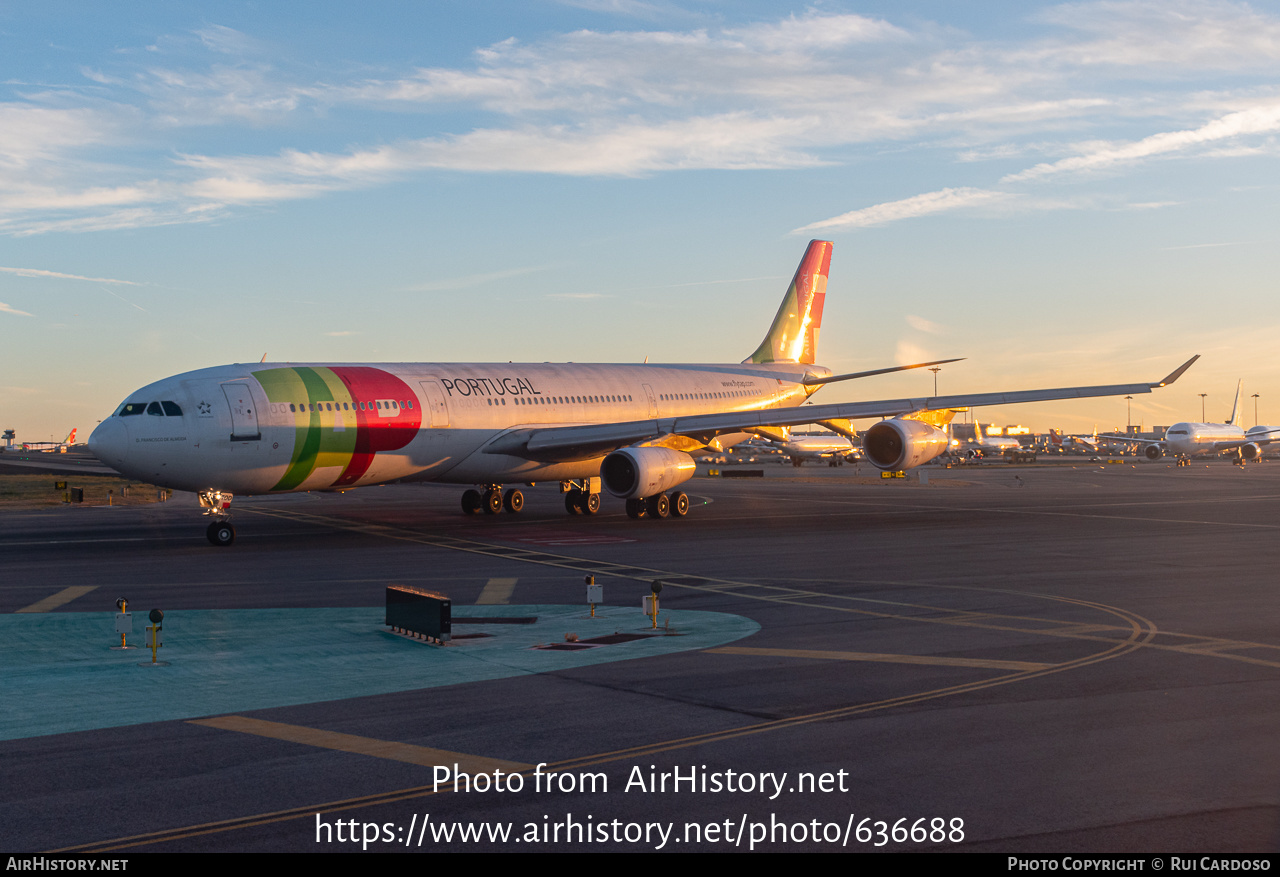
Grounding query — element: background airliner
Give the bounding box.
[21,429,77,453]
[88,240,1196,545]
[1103,381,1280,465]
[950,420,1022,458]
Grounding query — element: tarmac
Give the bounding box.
[3,457,1280,853]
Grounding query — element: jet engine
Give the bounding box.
[601,447,696,499]
[863,419,950,471]
[1144,444,1163,460]
[1241,443,1260,461]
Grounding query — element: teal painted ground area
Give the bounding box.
[2,605,757,741]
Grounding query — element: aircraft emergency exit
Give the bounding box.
[88,240,1197,545]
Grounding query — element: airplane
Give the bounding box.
[1102,381,1280,466]
[950,420,1021,458]
[780,432,858,467]
[737,427,859,467]
[21,429,77,453]
[1048,427,1098,453]
[87,240,1198,546]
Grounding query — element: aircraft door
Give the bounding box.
[643,383,658,417]
[418,380,450,428]
[222,382,261,441]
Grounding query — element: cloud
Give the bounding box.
[1032,0,1280,70]
[906,315,945,334]
[0,266,141,285]
[1004,102,1280,181]
[794,188,1012,232]
[193,25,263,56]
[403,264,559,292]
[7,5,1280,235]
[0,301,33,316]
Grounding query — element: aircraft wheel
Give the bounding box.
[461,489,482,515]
[206,520,235,547]
[647,493,670,519]
[503,489,524,513]
[582,492,601,515]
[483,490,503,514]
[626,497,647,519]
[669,491,689,517]
[566,490,583,514]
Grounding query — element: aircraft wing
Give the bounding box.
[484,356,1198,463]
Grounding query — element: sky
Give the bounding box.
[3,0,1280,443]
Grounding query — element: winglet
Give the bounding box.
[1154,355,1199,388]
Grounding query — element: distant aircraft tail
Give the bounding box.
[745,240,832,365]
[1049,429,1063,448]
[65,429,76,445]
[1228,380,1243,426]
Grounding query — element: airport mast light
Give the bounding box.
[1253,394,1260,427]
[1199,393,1207,421]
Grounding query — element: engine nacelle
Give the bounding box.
[863,419,950,471]
[1144,444,1163,460]
[1241,443,1261,461]
[601,447,696,499]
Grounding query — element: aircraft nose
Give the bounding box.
[88,418,128,470]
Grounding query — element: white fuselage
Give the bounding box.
[1248,425,1280,457]
[88,360,824,494]
[1162,421,1251,457]
[780,435,855,459]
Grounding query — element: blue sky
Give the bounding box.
[4,1,1280,442]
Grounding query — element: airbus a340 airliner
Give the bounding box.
[88,241,1197,546]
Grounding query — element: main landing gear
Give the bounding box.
[461,486,526,515]
[563,477,601,515]
[198,489,236,547]
[625,491,690,520]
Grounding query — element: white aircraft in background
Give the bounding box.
[88,240,1197,545]
[774,430,859,467]
[1048,428,1098,452]
[21,429,77,453]
[950,421,1021,458]
[1103,381,1280,466]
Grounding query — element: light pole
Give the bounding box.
[1125,395,1132,432]
[1253,393,1260,427]
[1199,393,1207,422]
[929,366,942,397]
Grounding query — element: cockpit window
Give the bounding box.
[119,401,149,416]
[147,402,164,416]
[162,401,183,416]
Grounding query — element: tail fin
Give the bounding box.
[66,429,76,445]
[745,240,832,365]
[1049,429,1063,448]
[1228,380,1243,426]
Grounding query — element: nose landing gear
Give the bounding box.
[198,489,236,547]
